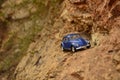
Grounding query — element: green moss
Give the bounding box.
[0,0,4,6]
[0,23,43,73]
[0,0,63,79]
[3,35,15,51]
[0,58,12,71]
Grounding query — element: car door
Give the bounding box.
[63,38,71,49]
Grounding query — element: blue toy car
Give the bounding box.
[61,33,91,52]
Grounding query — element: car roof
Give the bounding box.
[64,33,80,38]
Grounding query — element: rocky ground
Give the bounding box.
[0,0,120,80]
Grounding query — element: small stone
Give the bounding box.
[69,0,86,4]
[12,9,30,20]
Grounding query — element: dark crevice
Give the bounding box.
[0,21,8,48]
[0,0,5,8]
[108,0,118,9]
[34,56,42,66]
[111,5,120,19]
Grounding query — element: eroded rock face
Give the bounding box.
[0,0,120,80]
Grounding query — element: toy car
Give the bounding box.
[61,33,91,52]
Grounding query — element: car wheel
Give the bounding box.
[87,44,91,49]
[71,46,76,53]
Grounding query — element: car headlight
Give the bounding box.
[72,43,79,46]
[85,40,90,44]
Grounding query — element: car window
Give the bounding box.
[66,38,69,41]
[70,34,80,40]
[63,38,69,41]
[62,38,66,41]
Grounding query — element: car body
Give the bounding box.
[61,33,91,52]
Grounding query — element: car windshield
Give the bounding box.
[70,34,81,40]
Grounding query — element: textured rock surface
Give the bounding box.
[0,0,120,80]
[14,0,120,80]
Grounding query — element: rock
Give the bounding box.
[113,53,120,62]
[15,0,23,5]
[69,0,86,4]
[116,65,120,72]
[12,8,30,20]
